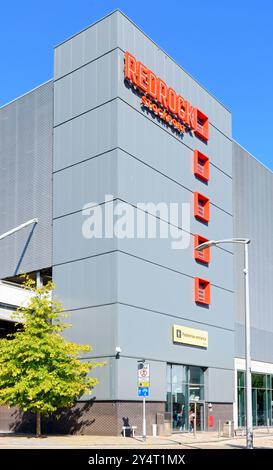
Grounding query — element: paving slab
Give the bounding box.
[0,431,273,449]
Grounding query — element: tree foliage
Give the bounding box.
[0,277,102,421]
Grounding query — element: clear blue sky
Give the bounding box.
[1,0,272,169]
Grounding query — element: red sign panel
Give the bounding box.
[208,415,214,427]
[124,51,209,141]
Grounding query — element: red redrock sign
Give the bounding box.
[124,51,209,141]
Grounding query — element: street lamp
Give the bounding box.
[196,237,253,449]
[0,218,38,241]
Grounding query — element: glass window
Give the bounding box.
[189,385,204,401]
[267,391,271,426]
[271,391,273,426]
[252,388,257,426]
[165,390,172,413]
[238,371,273,427]
[237,371,245,387]
[182,366,189,384]
[172,365,183,387]
[189,366,204,385]
[172,383,188,432]
[237,387,245,427]
[257,389,267,425]
[252,373,266,389]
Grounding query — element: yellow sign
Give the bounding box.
[173,324,208,348]
[138,381,150,388]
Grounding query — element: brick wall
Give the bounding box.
[0,401,165,436]
[0,402,233,435]
[206,403,234,432]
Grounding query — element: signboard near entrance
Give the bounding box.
[173,324,208,348]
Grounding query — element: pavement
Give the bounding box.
[0,429,273,449]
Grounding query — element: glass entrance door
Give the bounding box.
[166,364,206,433]
[189,402,205,432]
[172,389,188,432]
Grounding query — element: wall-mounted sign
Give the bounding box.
[173,324,208,348]
[124,51,209,141]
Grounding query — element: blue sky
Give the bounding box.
[1,0,272,169]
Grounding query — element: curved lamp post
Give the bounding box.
[0,218,38,241]
[196,237,253,449]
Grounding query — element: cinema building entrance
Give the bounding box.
[165,364,206,432]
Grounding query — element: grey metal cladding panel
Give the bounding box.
[53,101,118,172]
[235,323,273,363]
[0,81,53,278]
[116,149,233,241]
[85,357,116,401]
[117,304,234,370]
[207,368,234,403]
[116,357,166,402]
[54,10,230,133]
[53,149,233,243]
[77,356,117,402]
[117,251,234,331]
[54,101,232,211]
[53,150,118,218]
[53,202,233,294]
[117,124,232,214]
[53,252,118,311]
[53,209,117,266]
[116,12,231,137]
[53,249,233,331]
[54,11,119,80]
[117,99,232,178]
[63,304,118,357]
[233,143,273,341]
[54,49,118,126]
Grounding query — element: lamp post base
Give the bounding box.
[247,430,253,449]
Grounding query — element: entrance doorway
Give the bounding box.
[189,402,205,432]
[166,364,206,433]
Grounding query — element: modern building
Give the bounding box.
[0,10,272,435]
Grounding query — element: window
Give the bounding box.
[237,371,273,427]
[237,371,245,387]
[194,277,210,305]
[194,192,210,223]
[189,366,204,385]
[194,109,209,141]
[194,234,210,264]
[252,374,267,389]
[193,150,210,182]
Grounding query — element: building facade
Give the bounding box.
[0,10,272,435]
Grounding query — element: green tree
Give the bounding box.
[0,276,103,436]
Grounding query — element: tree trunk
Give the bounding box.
[36,411,41,437]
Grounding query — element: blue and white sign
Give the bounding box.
[138,387,150,397]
